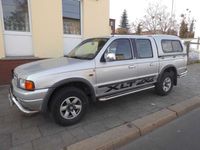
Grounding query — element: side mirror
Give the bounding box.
[105,53,116,62]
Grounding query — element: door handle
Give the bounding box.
[128,65,136,69]
[150,63,155,67]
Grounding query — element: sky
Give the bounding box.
[110,0,200,37]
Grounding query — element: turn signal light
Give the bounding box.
[25,80,35,91]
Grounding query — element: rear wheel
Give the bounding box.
[155,72,174,96]
[51,87,89,126]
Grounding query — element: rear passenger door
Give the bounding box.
[132,38,159,86]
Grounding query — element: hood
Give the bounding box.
[15,57,93,79]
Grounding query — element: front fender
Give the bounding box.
[41,78,96,112]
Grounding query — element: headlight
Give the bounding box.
[19,79,35,91]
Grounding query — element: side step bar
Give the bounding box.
[99,85,155,101]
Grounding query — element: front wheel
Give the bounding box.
[51,87,89,126]
[155,72,174,96]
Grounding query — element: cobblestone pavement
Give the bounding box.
[0,64,200,150]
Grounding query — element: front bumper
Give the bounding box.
[8,88,39,114]
[8,80,48,114]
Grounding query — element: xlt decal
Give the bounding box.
[99,76,155,93]
[105,81,135,93]
[135,77,154,86]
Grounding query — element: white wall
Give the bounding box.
[63,35,82,55]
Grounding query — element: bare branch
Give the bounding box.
[132,1,178,35]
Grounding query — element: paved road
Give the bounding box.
[0,64,200,150]
[119,107,200,150]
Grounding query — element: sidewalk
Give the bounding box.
[119,107,200,150]
[0,63,200,150]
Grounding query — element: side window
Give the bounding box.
[106,39,133,61]
[162,40,183,53]
[172,41,183,52]
[162,40,173,52]
[136,39,153,58]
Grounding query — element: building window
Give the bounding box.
[109,19,115,34]
[1,0,30,32]
[62,0,81,35]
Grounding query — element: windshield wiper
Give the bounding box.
[70,56,89,60]
[64,55,70,58]
[65,55,91,60]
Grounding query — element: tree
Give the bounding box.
[179,20,188,38]
[115,28,129,34]
[179,9,195,38]
[118,9,130,34]
[132,2,178,35]
[132,19,143,34]
[189,19,195,32]
[189,19,195,38]
[136,23,142,34]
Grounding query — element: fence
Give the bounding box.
[183,38,200,64]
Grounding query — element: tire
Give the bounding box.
[155,72,174,96]
[51,87,89,126]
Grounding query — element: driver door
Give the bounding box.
[95,39,137,97]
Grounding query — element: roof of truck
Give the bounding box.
[90,35,181,41]
[110,34,180,39]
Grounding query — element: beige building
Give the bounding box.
[0,0,110,58]
[0,0,110,84]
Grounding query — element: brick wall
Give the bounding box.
[0,59,42,85]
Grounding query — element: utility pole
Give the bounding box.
[170,0,174,32]
[171,0,174,18]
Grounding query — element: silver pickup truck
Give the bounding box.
[9,35,187,126]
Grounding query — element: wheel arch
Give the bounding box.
[158,65,178,85]
[41,78,96,112]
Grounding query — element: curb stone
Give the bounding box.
[66,123,140,150]
[63,96,200,150]
[168,96,200,116]
[132,108,177,135]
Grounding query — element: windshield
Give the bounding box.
[66,38,109,60]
